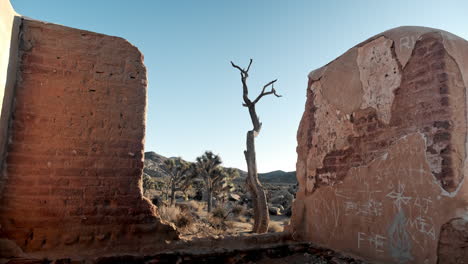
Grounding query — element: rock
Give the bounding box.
[228,193,241,202]
[291,26,468,264]
[268,205,282,216]
[270,190,294,208]
[270,194,285,204]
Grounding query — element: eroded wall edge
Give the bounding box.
[0,0,20,176]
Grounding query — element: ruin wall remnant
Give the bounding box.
[0,0,178,259]
[290,26,468,264]
[0,0,19,176]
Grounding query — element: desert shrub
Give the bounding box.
[158,205,181,223]
[208,216,227,230]
[188,200,203,212]
[176,203,190,212]
[230,204,245,217]
[212,206,228,219]
[159,205,194,228]
[208,216,222,229]
[268,222,283,233]
[175,211,194,228]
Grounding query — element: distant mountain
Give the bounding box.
[143,151,171,178]
[143,151,296,184]
[259,170,297,184]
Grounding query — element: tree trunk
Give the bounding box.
[165,182,171,202]
[244,130,269,233]
[231,59,279,234]
[170,183,176,206]
[207,187,213,212]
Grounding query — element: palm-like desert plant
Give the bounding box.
[212,167,239,204]
[162,157,196,206]
[194,151,222,212]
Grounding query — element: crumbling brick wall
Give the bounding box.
[0,18,178,259]
[290,27,468,264]
[0,0,19,180]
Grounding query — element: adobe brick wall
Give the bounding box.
[0,0,20,180]
[0,18,178,259]
[289,27,468,264]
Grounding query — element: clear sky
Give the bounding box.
[10,0,468,172]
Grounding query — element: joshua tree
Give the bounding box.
[212,167,239,205]
[142,174,156,196]
[195,151,236,212]
[162,157,195,206]
[231,59,281,233]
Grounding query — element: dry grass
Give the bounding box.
[268,222,284,233]
[188,200,203,212]
[159,205,181,223]
[159,205,194,228]
[175,212,194,228]
[231,204,246,217]
[212,206,228,219]
[208,216,234,231]
[238,215,248,223]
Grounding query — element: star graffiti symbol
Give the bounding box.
[386,181,411,211]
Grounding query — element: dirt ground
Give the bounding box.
[144,190,290,239]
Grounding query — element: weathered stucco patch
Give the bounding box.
[321,47,363,114]
[381,26,436,68]
[357,36,401,124]
[303,80,355,193]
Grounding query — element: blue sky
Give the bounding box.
[11,0,468,172]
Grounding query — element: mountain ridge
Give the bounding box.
[143,151,297,184]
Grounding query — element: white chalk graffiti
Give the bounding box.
[386,181,412,210]
[400,35,417,51]
[357,231,387,253]
[407,215,436,240]
[344,199,383,219]
[342,183,383,222]
[413,196,432,215]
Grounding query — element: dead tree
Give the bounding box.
[231,59,281,233]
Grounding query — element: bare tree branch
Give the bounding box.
[246,58,253,73]
[231,60,252,106]
[231,59,253,74]
[252,79,281,104]
[230,61,245,74]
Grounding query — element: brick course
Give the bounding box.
[291,27,468,264]
[0,19,177,258]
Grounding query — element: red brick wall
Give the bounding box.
[0,19,177,258]
[291,28,468,264]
